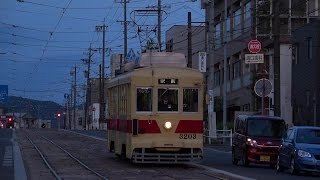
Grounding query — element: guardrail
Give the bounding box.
[203,129,233,146]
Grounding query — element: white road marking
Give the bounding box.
[187,163,256,180]
[2,146,13,167]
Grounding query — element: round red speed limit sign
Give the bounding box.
[248,39,261,53]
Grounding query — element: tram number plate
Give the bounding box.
[179,133,196,139]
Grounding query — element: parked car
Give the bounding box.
[276,126,320,175]
[232,115,287,167]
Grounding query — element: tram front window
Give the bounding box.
[158,88,178,112]
[136,87,152,112]
[183,88,198,112]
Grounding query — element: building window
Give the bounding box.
[307,37,312,60]
[215,23,222,49]
[244,1,251,32]
[292,0,306,16]
[225,16,231,42]
[233,61,241,79]
[233,8,242,39]
[214,70,220,86]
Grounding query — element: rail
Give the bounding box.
[24,131,108,180]
[203,129,233,147]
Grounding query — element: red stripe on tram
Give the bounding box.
[107,119,161,133]
[137,120,161,133]
[175,120,203,133]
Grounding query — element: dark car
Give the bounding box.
[276,126,320,175]
[232,115,286,167]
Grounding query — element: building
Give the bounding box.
[8,112,37,128]
[291,20,320,126]
[201,0,320,126]
[165,25,206,70]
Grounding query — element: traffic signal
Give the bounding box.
[55,112,62,118]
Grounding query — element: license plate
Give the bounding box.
[260,155,270,162]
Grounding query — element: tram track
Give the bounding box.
[23,130,109,180]
[16,129,251,180]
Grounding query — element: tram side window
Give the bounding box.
[136,87,152,112]
[158,88,178,112]
[183,88,199,112]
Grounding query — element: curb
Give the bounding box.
[12,129,27,180]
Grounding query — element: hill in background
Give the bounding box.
[1,96,64,120]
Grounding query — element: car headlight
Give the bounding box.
[164,121,172,129]
[246,138,258,147]
[298,150,311,158]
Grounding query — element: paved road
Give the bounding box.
[69,129,320,180]
[5,128,318,180]
[199,145,320,180]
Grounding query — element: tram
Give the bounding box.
[0,115,14,128]
[106,52,204,163]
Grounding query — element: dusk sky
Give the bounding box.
[0,0,204,105]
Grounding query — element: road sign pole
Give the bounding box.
[262,76,265,115]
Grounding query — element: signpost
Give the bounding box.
[245,39,270,115]
[245,54,264,64]
[247,39,261,54]
[254,78,272,97]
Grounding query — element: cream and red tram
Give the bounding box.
[106,52,204,163]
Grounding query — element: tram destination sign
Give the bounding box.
[158,78,178,85]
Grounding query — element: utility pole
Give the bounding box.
[64,95,67,129]
[115,0,128,61]
[273,0,280,117]
[73,65,77,130]
[124,0,128,62]
[188,12,192,68]
[69,70,73,130]
[96,24,107,129]
[222,0,228,143]
[99,64,102,129]
[313,92,317,126]
[64,94,69,129]
[82,45,94,130]
[206,0,216,141]
[158,0,162,51]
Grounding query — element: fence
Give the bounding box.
[203,129,233,146]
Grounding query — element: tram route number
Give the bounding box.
[179,133,196,139]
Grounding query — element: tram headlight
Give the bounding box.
[164,121,172,129]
